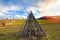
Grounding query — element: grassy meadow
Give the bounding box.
[0,19,60,40]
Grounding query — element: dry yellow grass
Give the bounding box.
[0,19,60,40]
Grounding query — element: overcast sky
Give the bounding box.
[0,0,60,19]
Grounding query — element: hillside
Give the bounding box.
[38,16,60,23]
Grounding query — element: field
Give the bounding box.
[0,19,60,40]
[40,23,60,40]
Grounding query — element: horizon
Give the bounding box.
[0,0,60,19]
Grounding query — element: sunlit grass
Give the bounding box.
[0,19,60,40]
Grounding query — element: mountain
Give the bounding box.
[38,16,60,23]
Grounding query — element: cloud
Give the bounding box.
[0,12,5,16]
[0,0,60,19]
[15,15,27,19]
[0,4,23,19]
[26,7,43,18]
[0,0,41,19]
[42,0,60,16]
[15,15,22,19]
[0,0,40,8]
[35,0,60,17]
[25,0,60,18]
[16,15,21,17]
